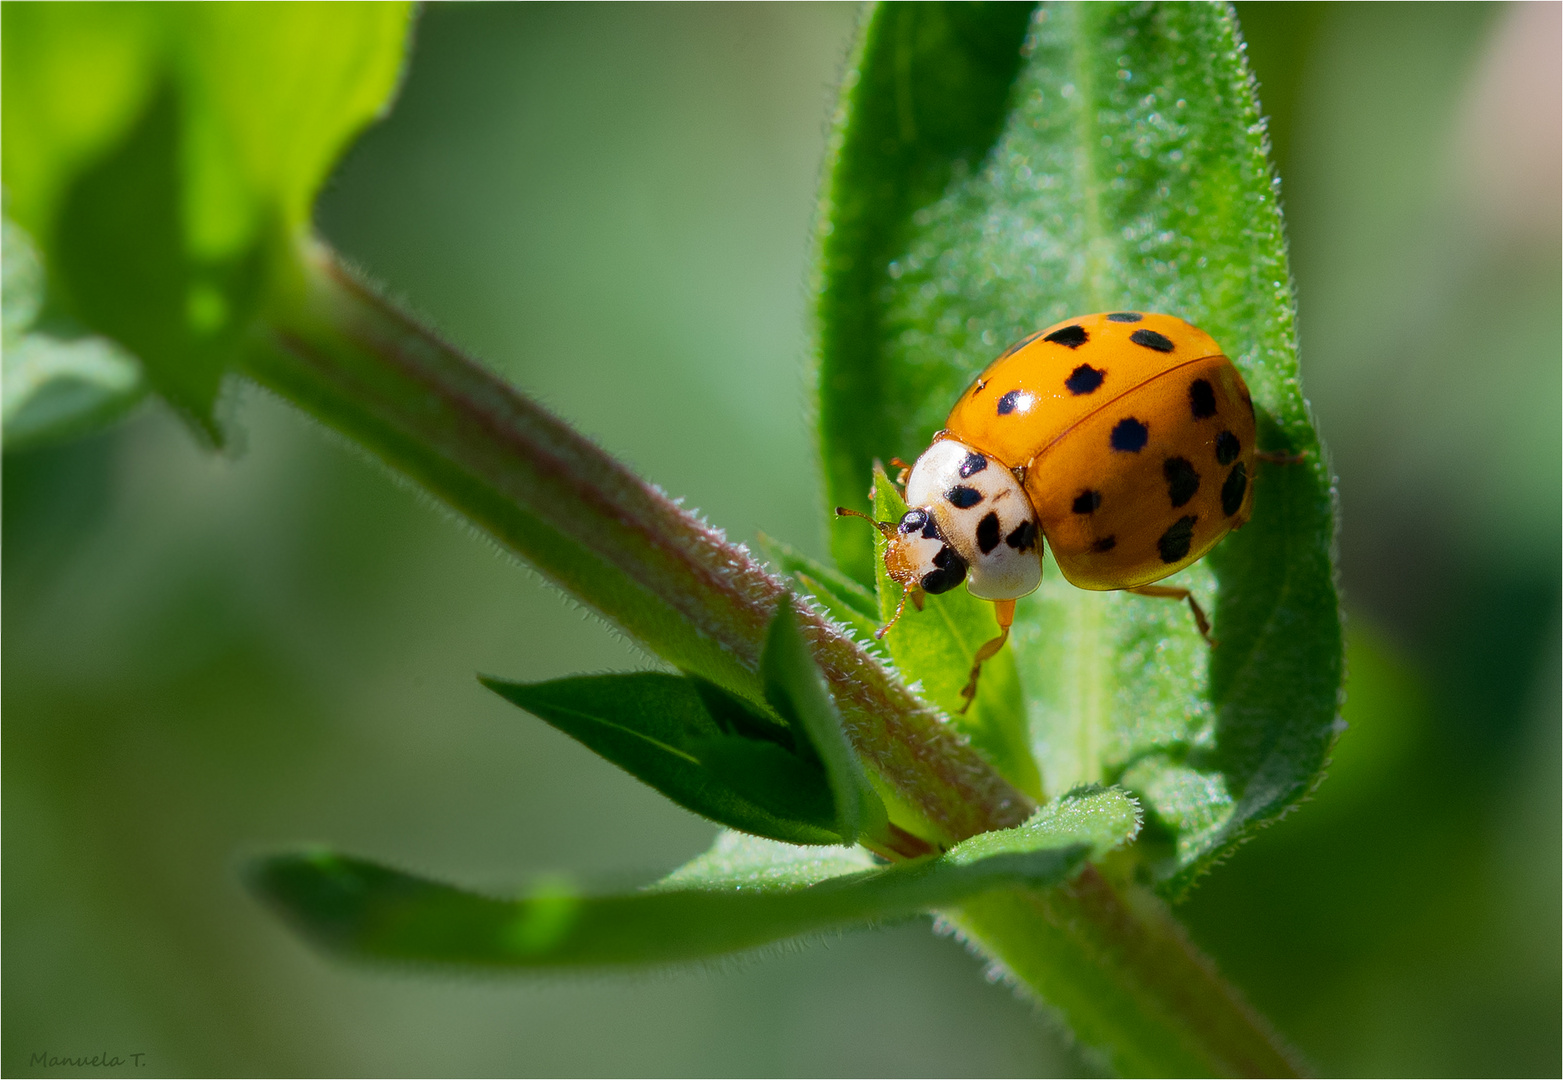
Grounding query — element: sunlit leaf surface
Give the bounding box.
[817,2,1342,891]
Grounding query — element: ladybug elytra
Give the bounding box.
[840,312,1259,710]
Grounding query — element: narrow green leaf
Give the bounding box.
[761,594,889,844]
[248,788,1138,970]
[871,464,1042,800]
[2,3,413,433]
[481,673,839,846]
[687,736,835,831]
[755,533,879,620]
[816,2,1342,890]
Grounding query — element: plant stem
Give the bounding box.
[949,867,1302,1077]
[243,239,1029,843]
[245,237,1300,1077]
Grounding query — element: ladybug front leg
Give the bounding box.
[1128,585,1217,646]
[957,598,1015,714]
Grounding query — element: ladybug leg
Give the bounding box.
[877,585,924,638]
[889,457,914,488]
[958,599,1015,714]
[1128,585,1218,646]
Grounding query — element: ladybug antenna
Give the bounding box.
[834,506,896,540]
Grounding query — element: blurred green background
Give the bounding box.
[5,3,1558,1075]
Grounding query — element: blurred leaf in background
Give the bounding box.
[2,2,410,439]
[4,4,1558,1077]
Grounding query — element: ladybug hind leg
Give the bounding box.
[957,599,1015,714]
[1128,585,1217,646]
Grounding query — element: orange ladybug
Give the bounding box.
[840,312,1257,710]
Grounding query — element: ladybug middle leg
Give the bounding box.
[1128,585,1218,646]
[958,598,1015,713]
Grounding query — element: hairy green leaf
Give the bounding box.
[816,1,1342,891]
[249,787,1139,970]
[481,673,839,846]
[1,3,412,437]
[761,594,889,844]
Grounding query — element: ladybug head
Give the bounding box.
[834,505,969,598]
[835,437,1044,626]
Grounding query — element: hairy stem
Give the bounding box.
[243,238,1030,843]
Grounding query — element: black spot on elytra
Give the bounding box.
[976,512,1001,554]
[1131,328,1175,353]
[1065,364,1105,395]
[996,329,1045,360]
[997,389,1032,416]
[1106,312,1143,323]
[945,485,983,509]
[1163,457,1200,508]
[898,509,929,535]
[1092,535,1118,553]
[1110,417,1149,452]
[973,379,988,394]
[1044,324,1089,348]
[1072,490,1102,514]
[1222,463,1248,516]
[1005,520,1036,552]
[1158,515,1197,563]
[921,545,967,594]
[959,451,988,477]
[1189,379,1217,419]
[1215,430,1240,466]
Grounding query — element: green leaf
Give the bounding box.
[248,787,1139,970]
[755,533,879,621]
[2,214,144,450]
[816,1,1342,892]
[481,673,839,846]
[761,594,889,845]
[1,3,412,435]
[687,736,836,831]
[870,464,1043,800]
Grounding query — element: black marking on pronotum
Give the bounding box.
[945,485,983,509]
[1110,417,1149,452]
[996,329,1045,360]
[898,508,930,535]
[959,451,988,478]
[1215,430,1241,466]
[1106,312,1143,323]
[1072,490,1102,514]
[1158,515,1197,563]
[1131,328,1175,352]
[1044,324,1089,348]
[921,545,968,594]
[1005,520,1037,552]
[1221,463,1248,516]
[1163,457,1200,508]
[1189,379,1217,419]
[1065,364,1105,395]
[976,512,1001,555]
[1092,535,1117,553]
[996,389,1032,416]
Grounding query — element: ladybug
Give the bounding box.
[840,312,1261,710]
